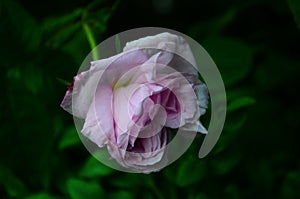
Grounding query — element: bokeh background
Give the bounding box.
[1,0,300,198]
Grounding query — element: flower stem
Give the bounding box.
[82,22,99,60]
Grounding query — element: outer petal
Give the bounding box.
[60,49,147,118]
[81,99,107,148]
[93,84,115,140]
[123,32,198,75]
[81,84,115,148]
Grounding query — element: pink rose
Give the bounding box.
[61,32,208,172]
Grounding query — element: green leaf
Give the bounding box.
[79,151,115,178]
[0,167,28,198]
[176,155,206,187]
[108,190,135,199]
[2,0,41,51]
[212,114,247,155]
[6,65,45,95]
[194,193,209,199]
[45,22,81,48]
[202,37,253,86]
[42,9,82,33]
[255,52,299,92]
[247,160,274,192]
[24,65,44,95]
[24,193,56,199]
[287,0,300,29]
[111,174,147,188]
[282,171,300,199]
[224,184,240,199]
[58,126,81,150]
[42,9,82,48]
[227,97,256,112]
[211,154,241,175]
[88,8,112,31]
[187,7,238,39]
[61,30,90,66]
[66,178,104,199]
[6,67,21,80]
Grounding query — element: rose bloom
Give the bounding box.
[61,32,208,172]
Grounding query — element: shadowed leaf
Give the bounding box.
[79,151,115,178]
[2,0,41,51]
[58,126,81,150]
[24,193,56,199]
[108,190,135,199]
[67,178,104,199]
[0,167,28,198]
[227,97,256,112]
[176,155,206,187]
[287,0,300,29]
[202,37,253,86]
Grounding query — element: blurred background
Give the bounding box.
[1,0,300,198]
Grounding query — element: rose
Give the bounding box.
[61,32,209,172]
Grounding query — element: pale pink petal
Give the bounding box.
[81,100,107,148]
[61,50,147,118]
[113,84,143,133]
[137,103,168,139]
[123,32,197,73]
[124,128,167,168]
[154,73,200,129]
[98,50,148,86]
[81,84,115,147]
[93,84,115,140]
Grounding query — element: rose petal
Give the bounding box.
[123,32,198,75]
[81,100,107,148]
[94,84,115,139]
[99,50,148,86]
[124,128,167,167]
[81,84,115,147]
[61,50,147,118]
[113,84,144,133]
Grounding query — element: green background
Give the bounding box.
[1,0,300,198]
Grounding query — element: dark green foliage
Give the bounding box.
[287,0,300,28]
[0,0,299,198]
[66,178,104,199]
[79,151,115,178]
[202,36,253,87]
